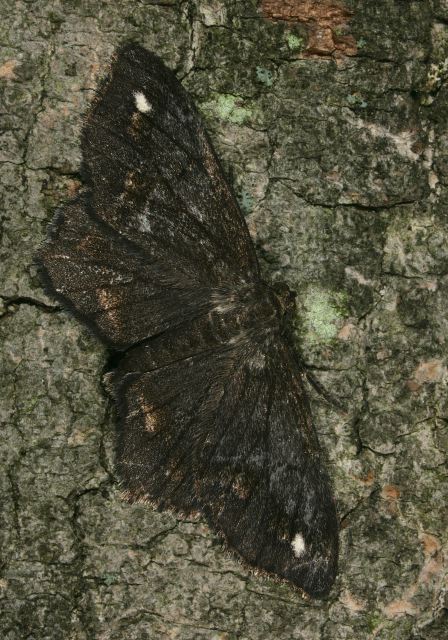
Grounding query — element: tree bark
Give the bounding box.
[1,1,447,638]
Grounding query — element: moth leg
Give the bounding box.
[303,369,347,412]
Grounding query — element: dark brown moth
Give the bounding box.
[37,43,338,597]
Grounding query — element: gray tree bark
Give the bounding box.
[1,1,447,638]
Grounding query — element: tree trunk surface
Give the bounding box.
[1,1,447,638]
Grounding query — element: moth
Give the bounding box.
[37,43,338,597]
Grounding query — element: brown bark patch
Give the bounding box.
[381,484,400,501]
[351,469,375,486]
[383,599,419,618]
[420,532,441,557]
[381,484,400,516]
[0,59,20,80]
[407,359,445,392]
[419,532,443,586]
[340,589,366,612]
[260,0,357,58]
[337,321,356,340]
[383,532,444,618]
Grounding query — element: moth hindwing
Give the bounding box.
[37,43,338,598]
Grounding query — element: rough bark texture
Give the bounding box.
[1,1,447,638]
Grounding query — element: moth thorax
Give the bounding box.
[257,281,297,328]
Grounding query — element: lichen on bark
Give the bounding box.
[1,1,447,638]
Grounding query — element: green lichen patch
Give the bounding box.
[286,33,304,51]
[346,93,368,109]
[303,286,346,344]
[255,66,274,87]
[237,188,255,214]
[201,93,252,125]
[357,37,367,49]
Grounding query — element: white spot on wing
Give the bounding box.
[291,533,306,558]
[133,90,152,114]
[138,212,151,233]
